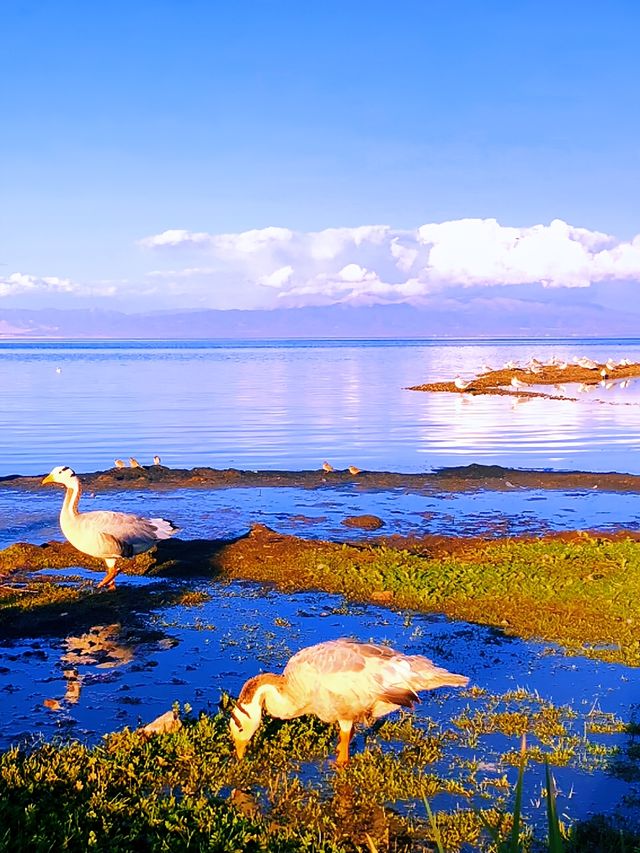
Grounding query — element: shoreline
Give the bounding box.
[4,462,640,493]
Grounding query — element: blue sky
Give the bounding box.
[2,1,640,315]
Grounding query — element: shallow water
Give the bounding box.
[2,338,640,475]
[1,573,638,827]
[2,484,640,550]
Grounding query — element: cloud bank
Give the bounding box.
[139,218,640,307]
[4,218,640,313]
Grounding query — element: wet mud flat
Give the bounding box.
[4,461,640,494]
[2,470,640,850]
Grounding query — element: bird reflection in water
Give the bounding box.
[50,624,137,709]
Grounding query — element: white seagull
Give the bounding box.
[576,357,598,370]
[42,465,179,590]
[454,375,471,390]
[510,376,527,390]
[229,638,468,766]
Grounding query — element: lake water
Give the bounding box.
[2,337,640,476]
[3,339,640,834]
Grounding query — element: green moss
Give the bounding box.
[220,533,640,667]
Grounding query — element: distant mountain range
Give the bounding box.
[0,299,638,339]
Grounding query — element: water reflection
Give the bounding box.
[1,339,640,475]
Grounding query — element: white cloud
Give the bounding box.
[259,265,294,288]
[145,267,218,279]
[138,229,213,248]
[0,273,77,297]
[139,217,640,306]
[0,272,120,300]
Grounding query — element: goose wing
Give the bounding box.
[70,510,177,558]
[284,639,402,721]
[285,639,467,722]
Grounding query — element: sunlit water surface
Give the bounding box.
[2,339,640,833]
[2,338,640,475]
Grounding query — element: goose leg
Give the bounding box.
[336,721,353,767]
[97,559,118,590]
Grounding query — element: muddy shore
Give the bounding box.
[3,462,640,493]
[408,359,640,399]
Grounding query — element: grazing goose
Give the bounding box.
[230,638,468,765]
[41,465,179,589]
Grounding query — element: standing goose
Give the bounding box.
[42,465,179,589]
[229,638,468,765]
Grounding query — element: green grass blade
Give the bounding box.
[544,760,564,853]
[507,733,527,852]
[424,798,446,853]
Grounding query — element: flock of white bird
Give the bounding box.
[454,355,635,393]
[41,461,467,764]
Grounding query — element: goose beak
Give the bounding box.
[234,739,247,760]
[41,474,54,485]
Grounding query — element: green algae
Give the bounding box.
[219,530,640,667]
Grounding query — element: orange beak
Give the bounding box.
[234,739,247,760]
[41,474,54,485]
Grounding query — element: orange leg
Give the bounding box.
[97,561,118,590]
[336,722,353,767]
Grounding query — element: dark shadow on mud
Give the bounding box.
[0,533,251,641]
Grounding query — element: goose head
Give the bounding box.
[229,696,263,759]
[42,465,78,487]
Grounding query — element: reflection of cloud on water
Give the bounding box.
[421,384,640,460]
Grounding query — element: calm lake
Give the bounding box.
[2,337,640,476]
[2,338,640,834]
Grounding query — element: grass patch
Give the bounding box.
[0,686,638,852]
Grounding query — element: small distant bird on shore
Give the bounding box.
[503,360,518,369]
[576,356,598,370]
[322,461,335,472]
[55,367,62,374]
[229,639,468,766]
[348,465,361,475]
[510,376,527,390]
[114,459,126,469]
[454,375,471,391]
[41,465,179,590]
[129,457,142,468]
[153,455,161,465]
